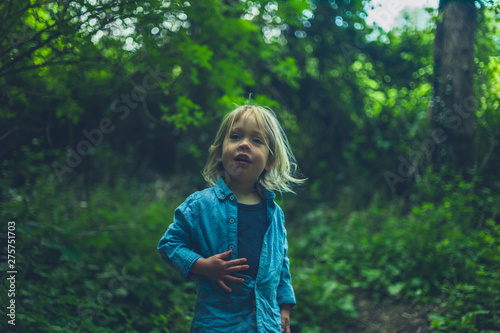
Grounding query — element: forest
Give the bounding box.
[0,0,499,332]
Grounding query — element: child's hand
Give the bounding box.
[280,304,291,333]
[191,249,249,293]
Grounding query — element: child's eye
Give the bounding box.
[229,134,240,140]
[252,138,263,144]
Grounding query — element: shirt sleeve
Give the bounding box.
[157,195,202,281]
[276,209,297,308]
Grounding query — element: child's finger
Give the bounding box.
[217,249,233,259]
[226,257,247,266]
[217,280,232,293]
[226,264,250,273]
[224,274,245,284]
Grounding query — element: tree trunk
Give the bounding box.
[431,0,476,173]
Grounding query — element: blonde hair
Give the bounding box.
[202,105,305,194]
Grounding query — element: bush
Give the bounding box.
[1,177,195,332]
[287,177,500,331]
[2,174,498,332]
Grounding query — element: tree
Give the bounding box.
[431,0,477,172]
[0,0,307,188]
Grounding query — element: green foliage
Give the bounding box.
[429,217,500,332]
[1,0,499,332]
[1,177,195,332]
[160,96,204,130]
[2,160,499,332]
[288,176,500,331]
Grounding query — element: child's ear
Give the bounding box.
[265,159,273,172]
[216,148,223,163]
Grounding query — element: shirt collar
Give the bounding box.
[214,178,233,200]
[213,178,275,201]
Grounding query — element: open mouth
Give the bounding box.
[235,155,251,163]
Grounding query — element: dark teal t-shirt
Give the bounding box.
[237,201,267,279]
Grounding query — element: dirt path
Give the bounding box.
[341,292,436,333]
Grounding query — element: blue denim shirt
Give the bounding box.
[158,178,296,332]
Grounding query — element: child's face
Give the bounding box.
[218,113,272,188]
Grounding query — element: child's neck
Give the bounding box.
[224,180,262,205]
[234,191,261,205]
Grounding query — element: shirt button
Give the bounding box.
[229,244,234,250]
[229,218,235,224]
[219,194,224,199]
[230,195,235,201]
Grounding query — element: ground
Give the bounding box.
[341,292,436,333]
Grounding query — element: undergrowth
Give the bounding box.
[1,177,196,332]
[1,175,498,332]
[288,176,500,332]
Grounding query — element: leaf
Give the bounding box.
[388,282,405,296]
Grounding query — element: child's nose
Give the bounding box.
[238,139,251,150]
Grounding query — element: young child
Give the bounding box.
[158,105,304,332]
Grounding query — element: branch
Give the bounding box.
[0,0,48,44]
[0,34,65,77]
[0,126,19,142]
[0,57,102,78]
